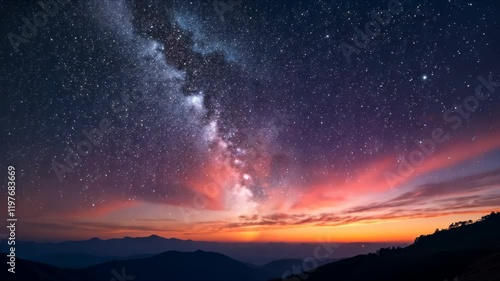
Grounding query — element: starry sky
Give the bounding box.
[1,0,500,243]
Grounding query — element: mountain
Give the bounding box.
[260,259,304,277]
[260,258,340,277]
[1,250,273,281]
[26,253,110,269]
[0,256,80,281]
[6,235,397,266]
[26,253,155,268]
[281,212,500,281]
[83,250,273,281]
[3,212,500,280]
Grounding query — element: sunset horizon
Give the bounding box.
[2,0,500,280]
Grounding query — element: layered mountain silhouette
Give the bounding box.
[2,212,499,280]
[8,235,384,266]
[26,253,155,269]
[281,212,500,281]
[1,250,273,281]
[1,251,339,281]
[260,258,339,277]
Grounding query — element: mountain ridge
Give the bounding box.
[5,236,393,266]
[282,212,500,281]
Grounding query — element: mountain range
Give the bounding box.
[6,236,390,266]
[2,212,499,281]
[282,211,500,281]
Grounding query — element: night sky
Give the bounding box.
[1,0,500,242]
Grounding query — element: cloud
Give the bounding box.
[199,168,500,233]
[346,168,500,213]
[286,131,500,213]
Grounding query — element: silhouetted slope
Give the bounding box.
[1,250,273,281]
[261,258,340,277]
[5,213,499,280]
[27,253,112,269]
[0,255,80,281]
[260,259,304,276]
[284,212,500,281]
[28,253,155,268]
[456,252,500,281]
[410,212,500,254]
[83,250,272,281]
[9,236,396,266]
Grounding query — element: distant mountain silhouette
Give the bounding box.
[260,258,340,277]
[7,235,394,266]
[83,250,273,281]
[1,250,273,281]
[281,212,500,281]
[260,259,305,276]
[27,253,154,268]
[5,213,498,280]
[0,257,79,281]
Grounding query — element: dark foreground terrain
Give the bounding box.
[282,212,500,281]
[2,212,499,281]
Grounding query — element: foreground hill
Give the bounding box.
[1,250,273,281]
[283,212,500,281]
[3,212,499,280]
[83,250,273,281]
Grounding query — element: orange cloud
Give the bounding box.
[289,130,500,212]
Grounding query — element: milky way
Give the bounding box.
[1,0,500,241]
